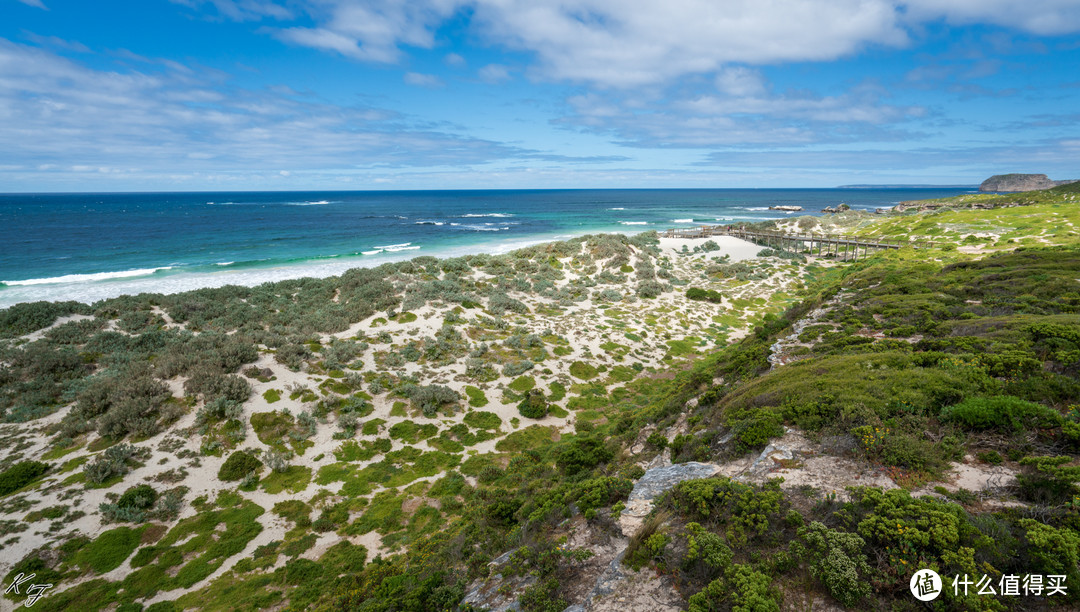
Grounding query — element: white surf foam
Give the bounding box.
[3,267,174,286]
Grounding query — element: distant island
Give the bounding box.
[979,173,1078,192]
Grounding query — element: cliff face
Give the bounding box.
[979,173,1077,192]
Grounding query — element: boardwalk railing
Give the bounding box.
[660,225,933,261]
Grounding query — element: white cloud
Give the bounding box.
[0,38,530,178]
[471,0,907,87]
[902,0,1080,36]
[16,0,48,9]
[169,0,292,21]
[200,1,1080,89]
[714,67,767,97]
[403,71,444,87]
[560,80,926,148]
[273,1,459,63]
[477,63,511,83]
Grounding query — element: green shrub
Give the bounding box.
[942,396,1062,430]
[572,476,633,514]
[646,431,668,449]
[218,450,262,481]
[1017,455,1080,504]
[402,384,459,417]
[117,484,158,510]
[556,438,613,476]
[688,564,779,612]
[682,522,732,582]
[667,477,785,546]
[0,461,48,496]
[518,390,549,419]
[798,521,872,607]
[729,410,784,452]
[0,300,88,338]
[685,287,724,303]
[84,443,146,485]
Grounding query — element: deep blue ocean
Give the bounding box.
[0,188,971,307]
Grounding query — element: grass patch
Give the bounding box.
[463,411,501,430]
[465,386,489,407]
[261,466,312,494]
[569,361,599,380]
[76,526,147,573]
[495,425,558,452]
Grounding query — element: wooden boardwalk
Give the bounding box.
[660,225,934,261]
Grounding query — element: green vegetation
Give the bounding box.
[569,361,598,380]
[463,410,501,430]
[5,203,1080,611]
[76,526,147,573]
[464,385,488,407]
[0,460,48,496]
[685,287,724,303]
[517,390,549,419]
[218,450,262,482]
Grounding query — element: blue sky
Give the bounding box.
[2,0,1079,191]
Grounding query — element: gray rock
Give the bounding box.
[618,462,720,536]
[627,462,720,503]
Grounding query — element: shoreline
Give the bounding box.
[0,229,767,309]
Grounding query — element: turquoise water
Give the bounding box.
[0,188,969,306]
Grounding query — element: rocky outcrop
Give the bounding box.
[617,462,720,536]
[821,203,850,214]
[894,199,997,213]
[979,173,1078,193]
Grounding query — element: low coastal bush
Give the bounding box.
[517,390,548,419]
[636,280,664,298]
[218,450,263,481]
[556,438,613,476]
[941,395,1062,430]
[796,522,872,607]
[99,483,180,523]
[84,443,148,485]
[685,287,724,303]
[402,384,460,417]
[0,460,49,496]
[0,300,89,338]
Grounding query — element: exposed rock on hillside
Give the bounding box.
[979,173,1077,192]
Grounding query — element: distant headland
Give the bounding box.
[979,173,1078,192]
[836,183,977,189]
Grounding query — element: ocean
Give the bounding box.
[0,188,970,307]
